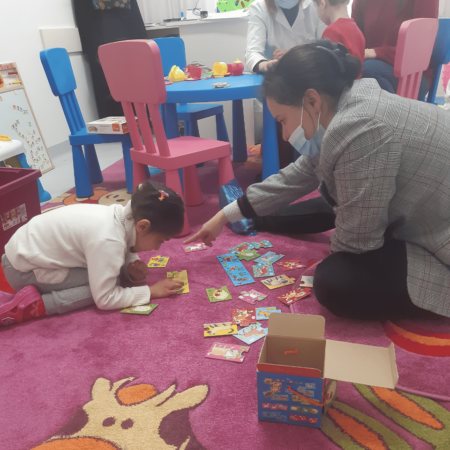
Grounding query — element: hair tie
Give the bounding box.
[317,43,349,74]
[159,190,169,201]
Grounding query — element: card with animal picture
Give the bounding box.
[206,286,232,303]
[147,256,169,268]
[277,259,305,271]
[203,322,238,337]
[232,308,256,327]
[236,249,260,261]
[300,276,314,288]
[256,307,281,320]
[252,263,275,278]
[277,287,312,305]
[229,242,254,254]
[234,322,268,345]
[205,342,250,363]
[217,254,254,287]
[120,304,158,315]
[184,243,208,253]
[238,289,267,305]
[254,251,284,266]
[251,240,273,249]
[261,275,295,290]
[167,270,189,294]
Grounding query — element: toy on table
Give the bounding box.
[185,65,202,80]
[121,304,158,315]
[206,342,250,363]
[261,275,295,290]
[277,260,305,271]
[0,135,11,141]
[227,59,244,76]
[252,264,275,278]
[256,307,281,320]
[238,289,267,305]
[204,322,238,337]
[234,322,268,344]
[147,256,169,268]
[278,287,311,305]
[168,65,187,82]
[212,82,229,89]
[217,254,254,287]
[167,270,189,293]
[232,308,256,327]
[212,62,228,78]
[206,286,232,303]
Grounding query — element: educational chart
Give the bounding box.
[0,62,53,173]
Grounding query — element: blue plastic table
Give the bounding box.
[162,74,279,180]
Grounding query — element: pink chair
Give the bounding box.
[394,18,439,100]
[98,40,234,236]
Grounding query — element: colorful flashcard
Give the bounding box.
[206,286,232,303]
[203,322,238,337]
[238,289,267,305]
[256,307,281,320]
[167,270,189,294]
[234,322,268,344]
[205,342,250,363]
[120,304,158,315]
[229,242,254,254]
[254,251,284,266]
[277,287,312,305]
[232,308,256,327]
[184,243,208,253]
[251,240,273,249]
[277,259,305,271]
[252,264,275,278]
[147,256,169,268]
[217,254,255,287]
[236,249,260,261]
[300,276,314,288]
[261,275,295,290]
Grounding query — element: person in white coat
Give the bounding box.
[246,0,326,73]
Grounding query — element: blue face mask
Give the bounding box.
[288,104,325,158]
[275,0,299,9]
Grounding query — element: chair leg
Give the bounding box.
[183,165,203,207]
[232,99,247,162]
[133,162,148,192]
[218,155,235,187]
[216,113,230,142]
[190,119,200,137]
[84,144,103,184]
[262,99,280,180]
[71,145,93,198]
[184,120,191,136]
[166,169,190,237]
[121,138,134,194]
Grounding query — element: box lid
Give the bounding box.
[268,313,325,340]
[324,341,398,389]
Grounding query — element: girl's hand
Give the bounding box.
[364,49,377,60]
[273,49,287,60]
[258,60,277,72]
[183,210,228,247]
[150,279,184,298]
[128,260,149,282]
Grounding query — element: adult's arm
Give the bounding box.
[245,2,269,72]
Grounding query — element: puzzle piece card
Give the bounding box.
[252,264,275,278]
[206,286,232,303]
[238,289,267,305]
[121,304,158,315]
[254,251,284,266]
[203,322,238,337]
[232,308,256,327]
[236,249,260,261]
[206,342,250,363]
[261,275,295,290]
[147,256,169,268]
[184,243,208,253]
[229,242,254,254]
[277,287,312,305]
[167,270,189,294]
[256,307,281,320]
[300,276,314,288]
[251,240,273,249]
[217,254,254,287]
[234,322,268,344]
[277,259,305,271]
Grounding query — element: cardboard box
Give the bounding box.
[257,313,398,428]
[86,117,130,134]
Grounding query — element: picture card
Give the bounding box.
[206,342,250,363]
[254,251,284,266]
[234,322,268,345]
[147,256,169,268]
[217,254,254,287]
[277,287,312,305]
[184,243,208,253]
[203,322,238,337]
[167,270,189,294]
[261,275,295,290]
[251,240,273,249]
[236,249,260,261]
[232,308,256,327]
[121,304,158,315]
[256,307,281,320]
[252,264,275,278]
[206,286,232,303]
[300,276,314,288]
[277,259,305,271]
[229,242,254,254]
[238,289,267,305]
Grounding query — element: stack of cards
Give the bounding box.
[251,240,273,249]
[121,304,158,315]
[147,256,169,268]
[167,270,189,294]
[252,264,275,278]
[234,322,268,344]
[206,343,250,363]
[217,254,254,287]
[238,289,267,305]
[232,308,256,327]
[277,259,305,271]
[277,287,312,305]
[184,243,208,253]
[256,307,281,320]
[254,251,284,266]
[203,322,237,337]
[261,275,295,290]
[206,286,232,303]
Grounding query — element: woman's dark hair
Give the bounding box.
[262,39,361,107]
[130,181,185,237]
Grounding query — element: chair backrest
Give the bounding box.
[394,18,439,100]
[152,37,187,77]
[40,48,85,135]
[98,39,170,157]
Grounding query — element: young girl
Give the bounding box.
[0,181,185,326]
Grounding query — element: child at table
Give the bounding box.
[0,182,185,326]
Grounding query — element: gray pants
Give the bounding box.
[1,254,95,316]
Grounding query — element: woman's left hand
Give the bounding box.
[364,49,377,60]
[128,260,149,282]
[273,48,287,60]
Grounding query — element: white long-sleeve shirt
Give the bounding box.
[245,0,326,72]
[5,201,150,310]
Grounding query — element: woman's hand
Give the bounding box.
[273,48,287,60]
[364,49,377,60]
[183,210,228,247]
[128,260,149,282]
[258,60,277,72]
[150,279,185,299]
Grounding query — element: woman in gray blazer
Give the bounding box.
[186,39,450,321]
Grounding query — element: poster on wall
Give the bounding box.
[0,62,54,173]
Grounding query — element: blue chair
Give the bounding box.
[428,18,450,105]
[152,37,229,142]
[40,47,134,197]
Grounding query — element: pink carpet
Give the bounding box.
[1,157,449,450]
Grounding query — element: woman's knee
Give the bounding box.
[313,255,345,312]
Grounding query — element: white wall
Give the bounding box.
[0,0,98,149]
